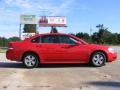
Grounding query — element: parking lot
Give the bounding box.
[0,46,120,90]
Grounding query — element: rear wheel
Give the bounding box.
[23,53,39,68]
[90,52,106,67]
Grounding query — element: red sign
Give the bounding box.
[39,16,67,27]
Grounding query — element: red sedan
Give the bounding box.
[6,33,117,68]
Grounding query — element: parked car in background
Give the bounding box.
[6,33,117,68]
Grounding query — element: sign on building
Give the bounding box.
[21,33,36,40]
[39,16,67,27]
[20,15,36,24]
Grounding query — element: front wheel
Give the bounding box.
[23,53,39,68]
[90,52,106,67]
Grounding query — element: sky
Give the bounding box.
[0,0,120,38]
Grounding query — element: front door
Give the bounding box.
[56,35,89,63]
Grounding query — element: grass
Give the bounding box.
[0,48,7,53]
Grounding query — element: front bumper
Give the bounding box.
[107,52,117,62]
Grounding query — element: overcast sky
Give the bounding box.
[0,0,120,37]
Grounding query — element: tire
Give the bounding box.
[23,53,39,68]
[90,52,106,67]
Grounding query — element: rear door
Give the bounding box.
[37,35,61,62]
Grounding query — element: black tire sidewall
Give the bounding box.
[23,53,39,68]
[91,52,106,67]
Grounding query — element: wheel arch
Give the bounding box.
[89,50,108,62]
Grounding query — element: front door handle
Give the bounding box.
[61,45,76,48]
[61,46,66,48]
[61,45,69,48]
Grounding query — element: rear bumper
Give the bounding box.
[6,49,21,61]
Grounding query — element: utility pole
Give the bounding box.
[19,24,21,40]
[90,28,93,42]
[90,28,93,36]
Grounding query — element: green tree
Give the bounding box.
[110,33,120,45]
[23,24,36,33]
[117,34,120,44]
[76,32,84,38]
[76,32,91,42]
[0,37,9,47]
[94,24,111,44]
[92,32,100,44]
[8,37,20,42]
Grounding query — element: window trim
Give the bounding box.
[31,36,41,43]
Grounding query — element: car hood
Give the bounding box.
[86,44,109,50]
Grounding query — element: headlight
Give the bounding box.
[108,48,115,53]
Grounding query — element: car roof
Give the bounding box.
[24,33,70,41]
[31,33,71,38]
[24,33,88,44]
[38,33,69,36]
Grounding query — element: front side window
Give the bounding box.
[59,35,78,44]
[41,35,59,43]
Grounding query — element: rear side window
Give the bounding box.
[31,36,41,43]
[41,35,59,43]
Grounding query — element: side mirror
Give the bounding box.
[74,42,79,46]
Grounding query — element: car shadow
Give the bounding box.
[0,62,94,69]
[38,63,92,68]
[0,62,24,68]
[87,81,120,88]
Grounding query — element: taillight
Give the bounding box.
[8,43,14,50]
